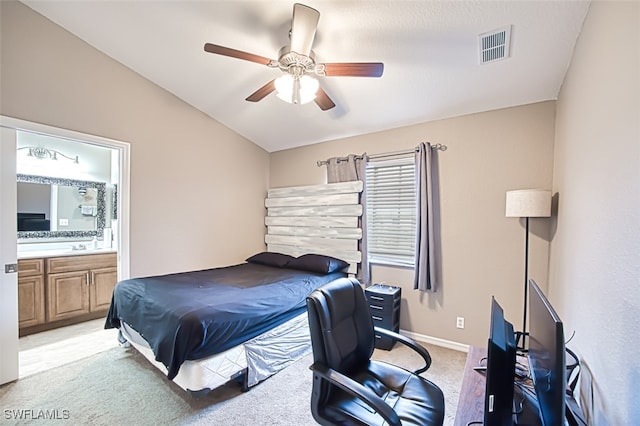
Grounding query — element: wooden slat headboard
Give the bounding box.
[265,181,363,275]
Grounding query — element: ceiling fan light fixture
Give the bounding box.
[203,3,382,111]
[275,74,319,105]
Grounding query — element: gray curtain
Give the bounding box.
[326,154,370,285]
[414,143,436,291]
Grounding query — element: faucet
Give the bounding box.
[71,243,87,251]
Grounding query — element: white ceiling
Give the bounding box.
[22,1,590,153]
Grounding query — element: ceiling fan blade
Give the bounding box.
[314,86,336,111]
[245,80,276,102]
[290,3,320,56]
[204,43,273,66]
[321,62,384,77]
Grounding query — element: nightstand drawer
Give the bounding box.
[366,284,400,299]
[370,304,400,325]
[365,285,401,308]
[374,329,399,351]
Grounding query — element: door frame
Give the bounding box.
[0,126,19,384]
[0,115,131,382]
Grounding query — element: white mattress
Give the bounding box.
[119,312,311,393]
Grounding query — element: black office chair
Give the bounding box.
[306,278,445,426]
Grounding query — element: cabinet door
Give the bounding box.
[18,275,45,328]
[89,267,117,312]
[47,271,90,322]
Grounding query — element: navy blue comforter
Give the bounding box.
[105,263,344,379]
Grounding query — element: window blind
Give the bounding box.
[365,157,416,267]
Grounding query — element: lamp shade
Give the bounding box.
[275,74,319,105]
[505,189,551,218]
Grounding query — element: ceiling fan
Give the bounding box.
[204,3,384,111]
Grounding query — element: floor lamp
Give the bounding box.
[505,189,551,351]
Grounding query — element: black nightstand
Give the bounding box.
[364,284,401,350]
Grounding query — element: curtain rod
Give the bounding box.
[316,143,447,167]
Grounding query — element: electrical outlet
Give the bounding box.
[456,317,465,329]
[59,218,69,226]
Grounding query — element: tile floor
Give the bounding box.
[18,319,119,378]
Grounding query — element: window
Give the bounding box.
[365,157,416,267]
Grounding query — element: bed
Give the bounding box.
[105,252,349,393]
[106,181,364,393]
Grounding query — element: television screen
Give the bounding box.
[484,297,517,426]
[17,212,49,231]
[528,279,566,426]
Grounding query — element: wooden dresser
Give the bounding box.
[18,252,117,336]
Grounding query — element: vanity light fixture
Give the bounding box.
[18,146,79,164]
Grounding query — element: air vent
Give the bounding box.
[479,26,512,64]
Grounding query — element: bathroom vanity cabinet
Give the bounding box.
[18,252,117,335]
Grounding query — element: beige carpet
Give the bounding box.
[1,341,466,425]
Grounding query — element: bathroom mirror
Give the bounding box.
[17,174,106,239]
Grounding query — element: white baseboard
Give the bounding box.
[400,329,469,353]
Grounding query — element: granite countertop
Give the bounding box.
[17,247,117,260]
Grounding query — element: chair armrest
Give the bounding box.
[374,326,432,374]
[309,362,401,426]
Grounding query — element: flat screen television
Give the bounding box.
[17,212,50,231]
[484,296,517,426]
[528,279,566,426]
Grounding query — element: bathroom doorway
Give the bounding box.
[1,116,130,382]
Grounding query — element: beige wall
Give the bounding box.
[0,1,270,278]
[6,2,637,422]
[271,101,556,347]
[551,2,639,424]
